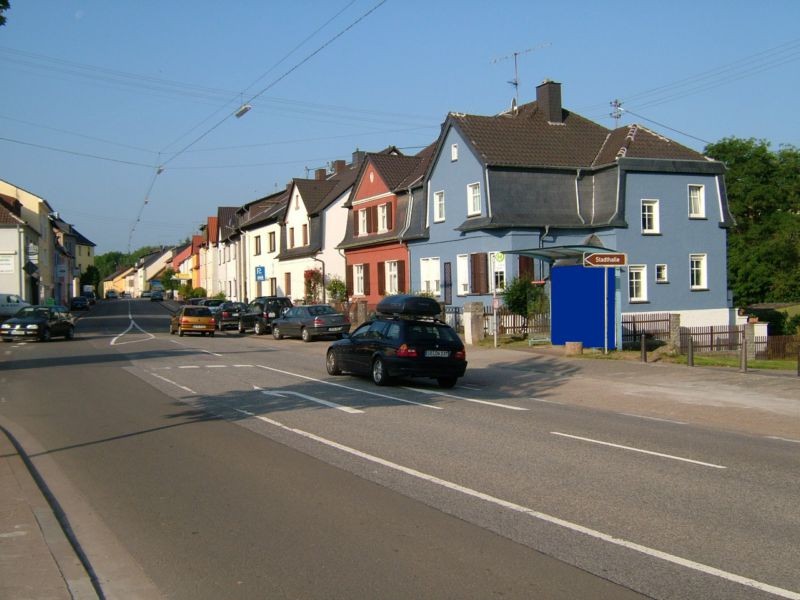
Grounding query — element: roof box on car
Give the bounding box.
[376,295,441,317]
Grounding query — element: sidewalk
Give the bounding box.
[0,426,97,600]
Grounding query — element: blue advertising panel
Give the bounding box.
[551,265,615,349]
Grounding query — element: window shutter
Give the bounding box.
[346,265,353,297]
[386,203,393,230]
[471,253,488,294]
[369,206,378,234]
[519,255,534,281]
[377,262,386,295]
[353,212,359,236]
[397,260,406,292]
[363,264,371,296]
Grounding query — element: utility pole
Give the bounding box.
[491,42,551,105]
[610,99,624,127]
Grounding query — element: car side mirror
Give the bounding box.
[281,307,290,316]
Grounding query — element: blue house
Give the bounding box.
[410,80,733,332]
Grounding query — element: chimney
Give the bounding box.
[315,168,327,180]
[332,159,346,174]
[352,149,366,165]
[536,80,563,124]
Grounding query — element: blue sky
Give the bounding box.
[1,0,798,254]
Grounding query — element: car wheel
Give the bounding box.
[179,329,185,337]
[65,326,75,340]
[238,320,245,334]
[326,349,342,375]
[301,327,311,343]
[170,326,175,335]
[254,321,265,336]
[40,328,51,342]
[272,326,282,340]
[371,357,390,386]
[437,376,457,389]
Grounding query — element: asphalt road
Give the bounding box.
[1,298,798,600]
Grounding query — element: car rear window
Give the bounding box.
[406,323,461,343]
[184,307,212,317]
[308,305,336,316]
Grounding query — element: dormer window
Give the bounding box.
[451,143,458,161]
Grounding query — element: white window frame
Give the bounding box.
[420,257,441,297]
[354,264,365,296]
[433,190,445,223]
[456,254,469,295]
[628,265,647,302]
[690,254,708,290]
[358,209,368,236]
[688,184,705,218]
[467,182,481,216]
[655,263,669,283]
[491,252,506,292]
[641,199,660,234]
[386,260,399,295]
[451,143,458,161]
[378,204,388,233]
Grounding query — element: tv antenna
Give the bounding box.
[610,99,624,126]
[491,42,551,104]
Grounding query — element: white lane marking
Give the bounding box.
[766,436,800,445]
[403,387,528,411]
[620,413,687,425]
[110,307,156,346]
[234,364,253,368]
[178,366,199,369]
[150,373,195,394]
[550,432,726,469]
[261,390,363,414]
[254,364,442,410]
[460,384,481,390]
[202,350,223,357]
[206,365,227,368]
[528,397,562,405]
[232,409,798,600]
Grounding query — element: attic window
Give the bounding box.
[451,143,458,161]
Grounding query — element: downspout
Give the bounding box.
[574,168,586,224]
[484,165,493,219]
[18,225,25,299]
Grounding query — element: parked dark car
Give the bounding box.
[82,291,97,305]
[271,304,350,342]
[169,306,215,337]
[325,295,466,388]
[105,290,118,299]
[238,296,293,335]
[214,301,248,330]
[150,290,164,301]
[1,305,75,342]
[70,295,90,311]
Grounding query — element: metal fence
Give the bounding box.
[482,307,550,337]
[621,313,672,346]
[679,325,743,353]
[756,334,800,360]
[444,305,463,332]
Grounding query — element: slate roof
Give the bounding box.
[217,206,239,242]
[71,227,96,247]
[594,124,707,165]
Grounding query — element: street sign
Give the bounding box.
[583,252,627,267]
[255,266,266,282]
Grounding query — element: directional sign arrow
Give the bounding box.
[583,252,627,267]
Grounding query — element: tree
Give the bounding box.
[502,276,548,317]
[704,138,800,305]
[160,268,180,293]
[0,1,10,27]
[326,276,347,303]
[80,265,101,290]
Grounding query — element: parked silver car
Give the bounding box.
[271,304,350,342]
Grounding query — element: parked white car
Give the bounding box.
[0,293,30,319]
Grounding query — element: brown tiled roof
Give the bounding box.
[369,153,422,190]
[0,202,24,226]
[452,102,610,168]
[293,179,339,216]
[593,124,708,166]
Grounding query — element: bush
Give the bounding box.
[326,276,347,302]
[502,277,548,317]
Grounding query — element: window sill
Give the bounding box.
[689,216,707,220]
[641,232,661,236]
[690,287,709,292]
[629,300,650,304]
[655,280,669,284]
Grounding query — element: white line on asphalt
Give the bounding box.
[231,408,798,600]
[254,364,442,409]
[260,390,364,414]
[550,432,726,469]
[460,384,481,390]
[403,387,528,411]
[150,373,195,394]
[178,366,199,369]
[620,413,687,425]
[528,397,563,405]
[206,365,227,368]
[202,350,223,357]
[110,312,155,346]
[234,364,253,368]
[766,436,800,444]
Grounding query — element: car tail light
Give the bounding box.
[454,349,466,360]
[313,317,324,326]
[222,311,230,318]
[396,344,418,358]
[180,318,191,324]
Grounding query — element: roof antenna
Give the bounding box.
[491,42,551,106]
[610,99,624,127]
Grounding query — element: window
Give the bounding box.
[655,264,668,283]
[289,227,295,248]
[467,183,481,216]
[433,191,445,222]
[690,254,707,289]
[641,199,660,234]
[354,264,365,296]
[268,232,276,253]
[358,209,368,236]
[294,193,300,210]
[302,224,308,246]
[628,265,647,302]
[420,257,441,296]
[451,143,458,161]
[689,185,705,218]
[378,204,388,232]
[254,236,261,255]
[385,260,399,294]
[456,254,469,295]
[491,252,506,292]
[284,273,292,296]
[268,277,277,296]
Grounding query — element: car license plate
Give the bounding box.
[328,326,342,332]
[192,324,206,329]
[425,350,450,358]
[11,330,24,335]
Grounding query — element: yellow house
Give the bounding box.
[72,228,96,276]
[102,266,134,296]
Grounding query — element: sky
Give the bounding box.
[1,1,799,255]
